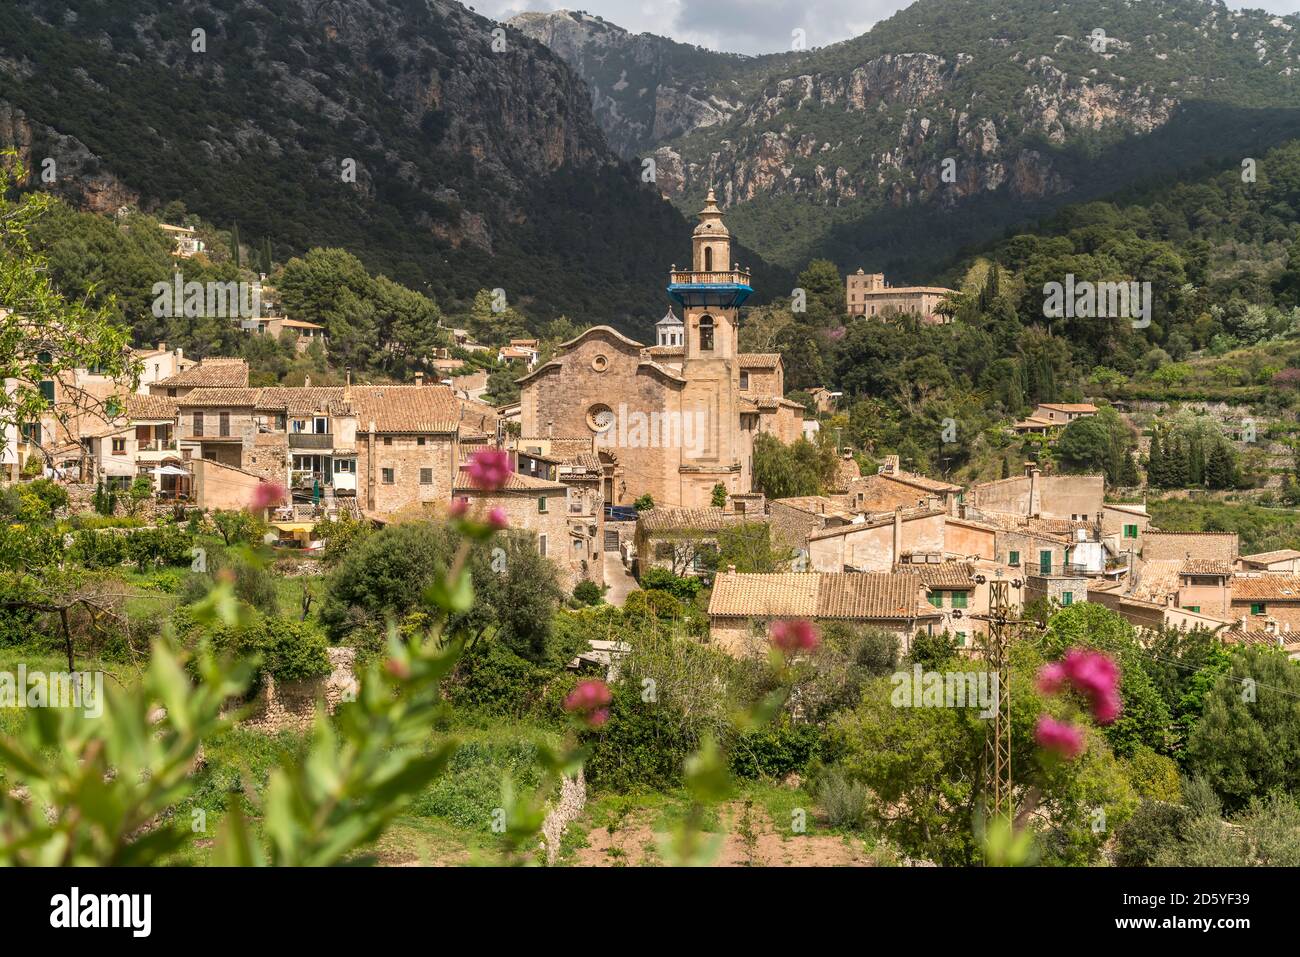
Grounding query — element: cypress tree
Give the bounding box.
[230,222,242,267]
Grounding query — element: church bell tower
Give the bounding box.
[667,189,752,360]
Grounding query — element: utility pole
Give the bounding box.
[970,570,1040,821]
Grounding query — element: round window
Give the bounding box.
[586,404,615,433]
[591,354,609,372]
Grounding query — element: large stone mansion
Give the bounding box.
[517,190,803,508]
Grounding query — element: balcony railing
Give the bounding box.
[288,432,333,450]
[669,269,752,286]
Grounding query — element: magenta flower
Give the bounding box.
[1062,649,1120,701]
[466,449,512,491]
[487,507,509,530]
[564,679,613,728]
[1036,661,1068,695]
[1035,716,1085,760]
[770,619,820,654]
[250,481,286,510]
[448,497,469,518]
[1091,690,1123,726]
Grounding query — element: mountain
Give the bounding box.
[514,0,1300,279]
[0,0,787,337]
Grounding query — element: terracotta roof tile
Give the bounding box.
[350,385,462,433]
[638,506,756,534]
[1143,531,1238,562]
[1181,560,1234,577]
[156,358,249,388]
[176,387,263,407]
[126,394,177,420]
[1231,575,1300,601]
[1242,549,1300,564]
[736,353,782,368]
[453,470,567,493]
[707,572,935,621]
[907,561,977,589]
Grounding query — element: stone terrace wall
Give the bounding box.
[241,647,358,734]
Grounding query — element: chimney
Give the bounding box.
[1240,616,1249,629]
[1027,465,1041,518]
[726,565,736,574]
[414,371,424,387]
[304,374,311,388]
[344,367,351,401]
[893,507,904,562]
[156,341,167,353]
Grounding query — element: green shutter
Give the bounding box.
[1061,592,1073,606]
[1008,550,1020,566]
[1251,603,1265,615]
[952,590,968,609]
[928,592,943,608]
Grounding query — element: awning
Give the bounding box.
[150,465,191,476]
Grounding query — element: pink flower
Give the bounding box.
[1036,662,1068,695]
[249,481,286,510]
[448,497,469,518]
[466,449,512,491]
[565,679,613,728]
[487,507,509,530]
[1035,716,1085,760]
[770,619,820,654]
[1062,649,1120,702]
[1091,690,1123,726]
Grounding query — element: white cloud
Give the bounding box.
[474,0,1300,54]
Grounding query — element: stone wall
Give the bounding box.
[540,769,586,866]
[240,647,358,734]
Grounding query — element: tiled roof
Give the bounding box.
[1242,549,1300,564]
[176,387,263,407]
[1143,531,1238,562]
[350,385,462,433]
[256,387,348,415]
[453,470,566,493]
[736,353,781,368]
[708,573,818,617]
[1181,560,1234,577]
[127,394,177,420]
[1039,403,1099,413]
[708,572,934,621]
[637,506,755,534]
[806,508,946,542]
[908,561,977,589]
[1130,559,1181,603]
[644,345,684,358]
[879,469,962,494]
[1230,575,1300,601]
[156,358,249,388]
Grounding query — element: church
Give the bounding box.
[517,190,803,508]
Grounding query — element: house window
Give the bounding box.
[739,371,749,389]
[219,411,230,437]
[1039,550,1052,575]
[417,436,426,446]
[1061,592,1073,606]
[39,380,55,405]
[335,459,355,474]
[1186,605,1200,613]
[955,633,967,647]
[952,591,968,609]
[699,315,714,351]
[314,416,328,434]
[1251,603,1266,615]
[382,468,395,485]
[654,542,674,560]
[1123,524,1138,539]
[383,436,392,446]
[538,496,548,513]
[419,468,433,485]
[928,593,944,608]
[538,534,547,557]
[192,412,204,437]
[1008,550,1020,566]
[111,438,126,455]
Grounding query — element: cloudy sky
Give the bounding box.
[474,0,1300,55]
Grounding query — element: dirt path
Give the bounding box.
[570,802,874,867]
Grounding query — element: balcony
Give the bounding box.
[288,432,333,450]
[667,268,754,309]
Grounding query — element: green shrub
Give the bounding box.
[816,767,870,830]
[572,579,604,606]
[639,566,702,600]
[446,640,554,718]
[729,721,822,779]
[408,739,548,831]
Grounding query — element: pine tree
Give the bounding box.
[1147,431,1165,488]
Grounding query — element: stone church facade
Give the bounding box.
[518,190,803,508]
